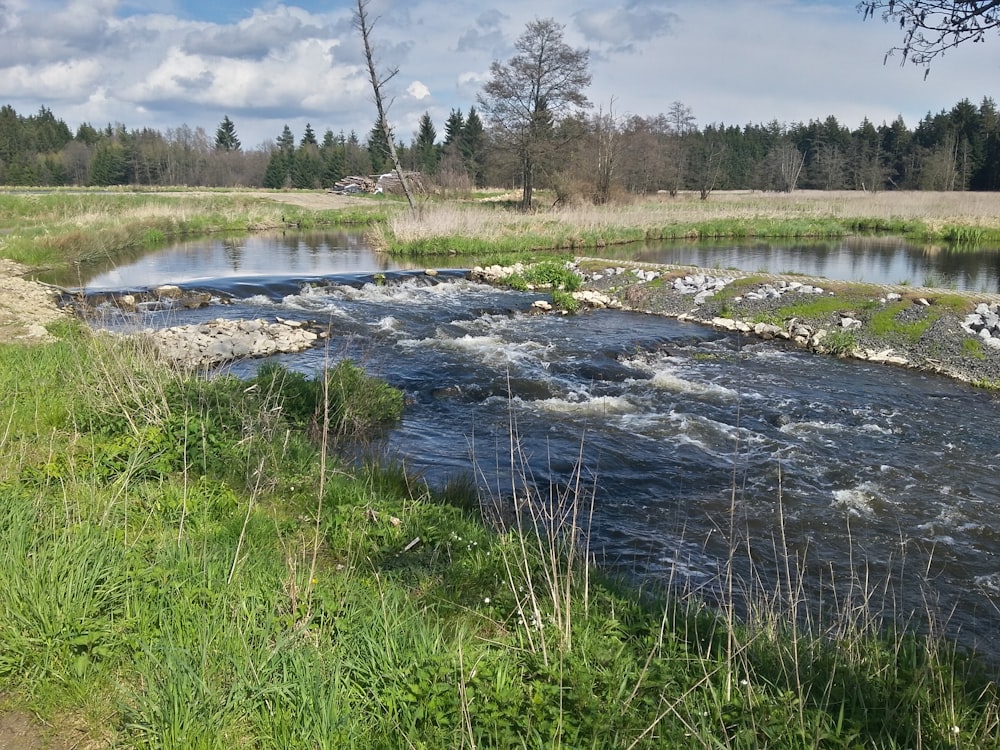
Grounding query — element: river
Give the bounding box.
[75,232,1000,667]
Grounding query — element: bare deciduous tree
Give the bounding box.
[354,0,416,212]
[592,100,622,205]
[769,142,806,192]
[665,101,696,196]
[478,18,591,210]
[859,0,1000,71]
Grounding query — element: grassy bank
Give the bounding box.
[0,191,385,272]
[4,189,1000,276]
[376,190,1000,255]
[0,327,998,748]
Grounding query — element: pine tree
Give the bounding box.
[414,112,439,174]
[301,123,318,147]
[75,123,101,145]
[368,120,391,174]
[345,131,369,175]
[442,109,465,148]
[461,106,486,186]
[277,124,295,152]
[294,124,322,188]
[215,116,241,152]
[89,141,127,186]
[320,129,346,186]
[263,124,296,188]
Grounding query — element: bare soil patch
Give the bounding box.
[0,706,104,750]
[0,259,67,344]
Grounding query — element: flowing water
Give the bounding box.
[76,233,1000,666]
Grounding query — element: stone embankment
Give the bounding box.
[68,283,326,369]
[474,259,1000,387]
[139,317,326,369]
[574,260,1000,385]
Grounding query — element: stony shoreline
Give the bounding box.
[566,258,1000,388]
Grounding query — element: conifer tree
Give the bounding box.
[442,109,465,148]
[414,112,439,174]
[461,106,486,186]
[214,115,241,152]
[263,124,296,188]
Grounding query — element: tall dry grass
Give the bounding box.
[384,190,1000,247]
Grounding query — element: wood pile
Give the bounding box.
[329,175,375,194]
[328,172,426,195]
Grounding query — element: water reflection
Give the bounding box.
[49,230,1000,294]
[53,231,455,292]
[590,236,1000,292]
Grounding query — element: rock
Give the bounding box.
[531,300,553,312]
[424,268,439,277]
[571,290,620,309]
[711,317,739,331]
[754,322,783,340]
[154,284,183,299]
[862,349,910,366]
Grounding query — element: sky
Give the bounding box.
[1,0,998,150]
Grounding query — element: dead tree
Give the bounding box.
[354,0,416,213]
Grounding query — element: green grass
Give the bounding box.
[0,331,998,748]
[963,337,987,360]
[869,302,941,343]
[820,328,857,356]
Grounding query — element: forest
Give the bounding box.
[1,95,999,198]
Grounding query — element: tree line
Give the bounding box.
[1,95,998,196]
[4,6,1000,201]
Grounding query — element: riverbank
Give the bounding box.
[378,189,1000,255]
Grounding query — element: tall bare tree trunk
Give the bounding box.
[355,0,416,213]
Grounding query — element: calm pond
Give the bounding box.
[75,231,1000,668]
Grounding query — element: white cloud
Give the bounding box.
[0,58,102,98]
[183,6,329,59]
[407,81,431,100]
